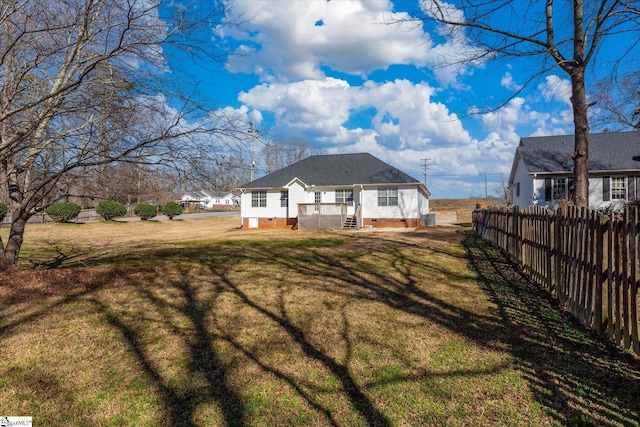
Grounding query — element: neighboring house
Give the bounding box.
[180,190,240,209]
[237,153,431,229]
[508,131,640,210]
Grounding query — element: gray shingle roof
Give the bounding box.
[239,153,421,189]
[518,131,640,173]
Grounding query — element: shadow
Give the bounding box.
[462,230,640,426]
[89,273,247,427]
[207,265,392,427]
[11,228,637,425]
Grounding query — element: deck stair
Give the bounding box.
[342,216,357,229]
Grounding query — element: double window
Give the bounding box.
[378,187,398,206]
[335,189,354,206]
[251,191,267,207]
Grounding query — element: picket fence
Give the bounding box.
[473,205,640,356]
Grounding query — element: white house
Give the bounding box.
[508,131,640,210]
[237,153,431,229]
[180,190,240,209]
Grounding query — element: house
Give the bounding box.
[237,153,431,229]
[508,131,640,210]
[180,190,240,210]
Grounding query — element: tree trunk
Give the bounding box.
[571,67,590,209]
[1,213,27,268]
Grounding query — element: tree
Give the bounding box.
[46,202,81,223]
[409,0,640,208]
[134,203,157,220]
[0,0,242,268]
[262,138,320,174]
[96,200,127,221]
[592,72,640,130]
[162,201,184,220]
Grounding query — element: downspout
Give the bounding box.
[359,185,364,229]
[239,189,245,228]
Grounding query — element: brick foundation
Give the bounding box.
[242,217,297,229]
[363,218,420,228]
[243,217,420,229]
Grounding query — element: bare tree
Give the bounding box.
[592,72,640,130]
[408,0,640,208]
[0,0,242,268]
[261,138,320,174]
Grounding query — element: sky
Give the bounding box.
[163,0,629,199]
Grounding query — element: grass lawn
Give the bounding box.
[1,217,640,426]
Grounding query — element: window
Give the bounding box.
[515,182,520,197]
[552,178,566,200]
[378,187,398,206]
[251,191,266,207]
[335,189,354,206]
[280,190,289,207]
[314,192,322,204]
[611,177,626,200]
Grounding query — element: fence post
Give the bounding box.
[630,206,639,354]
[554,207,563,304]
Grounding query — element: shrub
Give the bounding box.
[46,202,81,223]
[0,202,8,223]
[134,203,157,220]
[96,200,127,221]
[161,201,183,220]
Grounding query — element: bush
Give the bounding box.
[161,201,183,220]
[46,202,81,223]
[134,203,157,220]
[96,200,127,221]
[0,202,8,223]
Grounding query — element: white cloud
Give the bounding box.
[501,71,522,91]
[239,77,473,151]
[538,75,572,106]
[217,0,483,86]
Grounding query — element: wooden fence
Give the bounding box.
[1,206,137,226]
[473,205,640,356]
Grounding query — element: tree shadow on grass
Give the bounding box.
[462,231,640,426]
[88,272,246,427]
[9,229,620,426]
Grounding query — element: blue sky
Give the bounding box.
[163,0,626,199]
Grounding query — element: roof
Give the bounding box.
[239,153,427,192]
[515,131,640,175]
[181,190,238,201]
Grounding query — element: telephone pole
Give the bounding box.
[249,122,256,182]
[420,158,431,187]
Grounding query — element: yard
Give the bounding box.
[1,217,639,426]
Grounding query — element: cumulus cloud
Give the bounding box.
[239,77,473,151]
[501,71,522,91]
[217,0,483,86]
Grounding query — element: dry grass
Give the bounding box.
[1,218,640,426]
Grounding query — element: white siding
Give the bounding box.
[511,158,534,208]
[288,182,308,218]
[361,186,420,218]
[241,189,285,219]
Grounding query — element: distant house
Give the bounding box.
[508,131,640,210]
[180,190,240,209]
[237,153,431,229]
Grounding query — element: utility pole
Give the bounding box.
[420,158,431,187]
[484,171,488,199]
[249,122,256,182]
